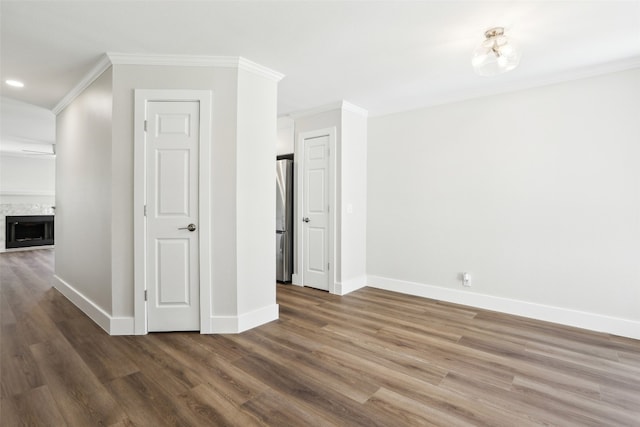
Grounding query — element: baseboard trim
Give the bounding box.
[109,316,136,335]
[207,315,238,334]
[238,304,279,332]
[53,275,134,335]
[208,304,279,334]
[367,275,640,340]
[291,274,303,286]
[335,275,367,296]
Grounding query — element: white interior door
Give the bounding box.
[302,135,330,291]
[146,101,200,331]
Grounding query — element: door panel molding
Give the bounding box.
[294,127,336,294]
[134,90,212,335]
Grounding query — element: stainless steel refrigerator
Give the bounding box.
[276,158,293,282]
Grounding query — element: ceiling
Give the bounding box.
[1,1,639,118]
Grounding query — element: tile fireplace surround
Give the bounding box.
[0,203,55,252]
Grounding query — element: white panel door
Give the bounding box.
[146,101,200,331]
[303,135,330,291]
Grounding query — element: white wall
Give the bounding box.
[55,67,113,312]
[236,68,278,316]
[0,97,56,205]
[294,108,342,286]
[367,69,640,337]
[0,97,55,150]
[54,60,279,334]
[293,103,368,294]
[110,64,241,319]
[0,154,55,204]
[277,116,294,155]
[340,109,367,291]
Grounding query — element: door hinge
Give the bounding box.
[144,120,148,132]
[144,205,147,216]
[144,290,148,301]
[327,262,330,270]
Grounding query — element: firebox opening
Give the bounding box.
[5,215,55,249]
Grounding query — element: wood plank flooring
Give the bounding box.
[2,249,639,426]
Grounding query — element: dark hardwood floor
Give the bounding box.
[1,249,639,426]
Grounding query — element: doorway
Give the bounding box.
[294,128,336,293]
[133,90,212,334]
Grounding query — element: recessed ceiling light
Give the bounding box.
[5,79,25,88]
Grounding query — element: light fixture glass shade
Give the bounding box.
[472,27,520,76]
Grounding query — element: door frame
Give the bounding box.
[293,127,337,294]
[133,90,213,334]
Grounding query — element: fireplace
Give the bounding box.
[5,215,55,249]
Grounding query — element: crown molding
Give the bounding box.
[277,115,295,128]
[288,102,343,119]
[289,100,369,120]
[107,52,235,67]
[52,54,112,115]
[341,101,368,118]
[373,56,640,117]
[512,55,640,98]
[52,53,284,115]
[106,53,284,82]
[237,57,285,82]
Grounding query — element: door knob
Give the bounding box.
[302,217,310,223]
[178,223,197,231]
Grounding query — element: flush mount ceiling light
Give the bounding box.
[472,27,521,76]
[5,79,25,88]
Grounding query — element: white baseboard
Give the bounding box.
[238,304,279,332]
[291,273,303,286]
[335,275,367,296]
[367,275,640,340]
[109,316,136,335]
[206,315,237,334]
[53,275,134,335]
[208,304,279,334]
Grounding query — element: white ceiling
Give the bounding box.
[1,1,639,118]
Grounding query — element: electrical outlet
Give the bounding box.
[462,272,471,287]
